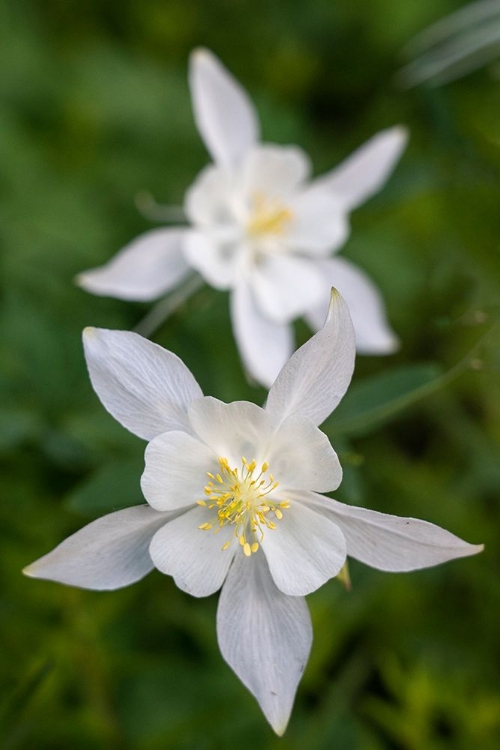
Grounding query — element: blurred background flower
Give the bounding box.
[1,0,499,748]
[77,49,405,387]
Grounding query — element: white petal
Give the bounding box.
[305,257,399,354]
[83,328,203,441]
[249,254,326,324]
[266,289,356,427]
[184,164,234,226]
[262,500,346,595]
[189,48,259,168]
[183,230,240,289]
[217,552,312,735]
[268,415,342,492]
[141,431,216,511]
[289,185,349,255]
[188,397,273,466]
[77,228,190,301]
[149,508,235,597]
[23,506,173,590]
[313,126,408,211]
[240,144,311,199]
[302,492,484,572]
[230,280,294,388]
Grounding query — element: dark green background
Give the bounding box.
[1,1,499,747]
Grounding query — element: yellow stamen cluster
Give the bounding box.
[247,193,293,237]
[197,457,290,556]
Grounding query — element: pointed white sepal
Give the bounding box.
[189,48,259,168]
[230,280,294,388]
[217,552,312,735]
[313,126,408,211]
[83,328,203,440]
[301,492,484,571]
[305,257,399,354]
[76,228,190,301]
[266,289,356,427]
[23,506,174,590]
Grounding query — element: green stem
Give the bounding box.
[332,322,499,436]
[133,274,205,338]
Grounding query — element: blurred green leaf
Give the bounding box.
[65,458,146,516]
[333,435,366,505]
[329,363,445,437]
[0,660,53,743]
[0,408,43,452]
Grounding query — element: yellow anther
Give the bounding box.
[247,193,294,237]
[197,456,290,555]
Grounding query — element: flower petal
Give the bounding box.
[83,328,203,441]
[302,492,484,571]
[261,500,346,595]
[230,279,294,388]
[289,185,349,255]
[265,289,356,426]
[313,126,408,211]
[184,164,234,226]
[188,397,273,465]
[141,430,216,511]
[189,48,259,168]
[183,230,240,289]
[305,257,399,354]
[249,254,326,324]
[240,144,311,199]
[23,506,173,590]
[217,551,312,735]
[149,507,235,597]
[76,228,190,301]
[268,415,342,492]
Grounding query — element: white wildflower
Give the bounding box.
[77,49,408,386]
[24,292,482,734]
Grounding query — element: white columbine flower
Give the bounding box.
[24,291,482,734]
[77,48,408,387]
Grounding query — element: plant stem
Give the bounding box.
[133,274,205,338]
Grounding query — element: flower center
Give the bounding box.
[246,193,293,238]
[197,456,290,556]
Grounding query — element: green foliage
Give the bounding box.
[1,0,500,748]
